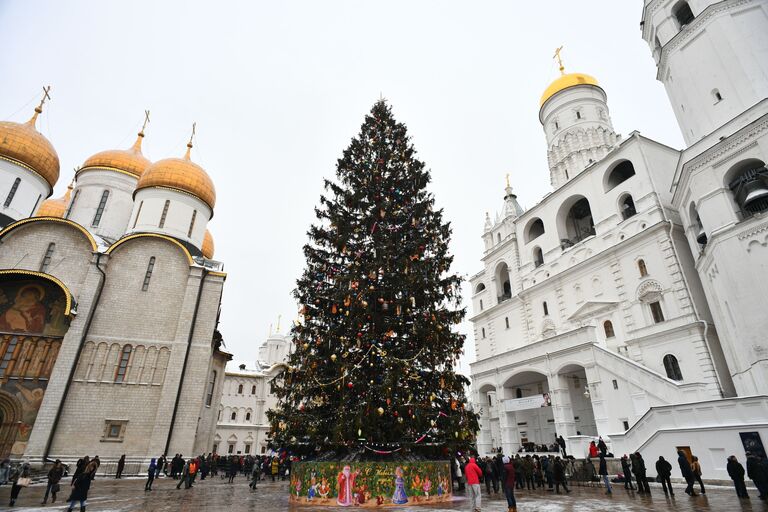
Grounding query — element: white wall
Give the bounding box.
[128,187,211,251]
[0,159,50,223]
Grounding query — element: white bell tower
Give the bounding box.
[641,0,768,146]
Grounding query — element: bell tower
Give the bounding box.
[641,0,768,145]
[642,0,768,396]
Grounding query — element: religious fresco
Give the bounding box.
[0,277,71,458]
[290,461,452,507]
[0,278,70,337]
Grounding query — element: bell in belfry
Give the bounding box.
[731,166,768,214]
[696,227,708,245]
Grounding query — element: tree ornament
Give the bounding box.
[347,381,354,389]
[377,407,384,416]
[330,354,337,362]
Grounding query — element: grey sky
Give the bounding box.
[0,1,684,373]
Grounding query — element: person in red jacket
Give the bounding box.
[502,456,517,512]
[464,457,483,511]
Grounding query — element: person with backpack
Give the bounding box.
[677,450,697,496]
[691,455,705,494]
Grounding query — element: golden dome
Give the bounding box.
[540,72,600,107]
[36,181,73,218]
[0,106,60,190]
[136,143,216,211]
[202,229,214,259]
[80,132,151,178]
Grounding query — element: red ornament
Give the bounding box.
[347,382,354,389]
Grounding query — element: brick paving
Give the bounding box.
[1,475,764,511]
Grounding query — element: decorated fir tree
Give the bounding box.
[268,101,478,458]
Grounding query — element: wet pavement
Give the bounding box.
[1,475,766,511]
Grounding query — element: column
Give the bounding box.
[547,373,576,439]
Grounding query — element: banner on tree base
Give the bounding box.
[503,392,551,412]
[290,460,452,507]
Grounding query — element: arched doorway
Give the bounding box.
[0,390,22,458]
[501,371,552,452]
[557,364,598,438]
[476,383,499,454]
[495,262,512,304]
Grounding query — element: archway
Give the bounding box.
[556,364,598,439]
[558,196,595,247]
[501,371,553,452]
[476,383,499,454]
[0,390,22,458]
[495,262,512,303]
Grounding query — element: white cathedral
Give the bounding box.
[0,101,230,466]
[469,0,768,480]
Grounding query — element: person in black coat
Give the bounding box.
[598,454,612,494]
[67,465,94,512]
[115,455,126,479]
[727,455,748,498]
[556,435,567,457]
[655,456,674,496]
[620,455,634,490]
[633,452,651,494]
[597,437,608,457]
[553,457,570,494]
[677,451,697,496]
[746,452,768,499]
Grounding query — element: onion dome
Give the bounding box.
[202,229,214,259]
[0,100,60,191]
[36,180,73,218]
[136,141,216,211]
[540,72,600,107]
[80,131,151,178]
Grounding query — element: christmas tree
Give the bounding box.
[268,101,478,458]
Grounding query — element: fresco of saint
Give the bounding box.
[0,284,47,334]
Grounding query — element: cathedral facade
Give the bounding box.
[470,0,768,479]
[0,103,230,466]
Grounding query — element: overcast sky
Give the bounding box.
[0,1,685,373]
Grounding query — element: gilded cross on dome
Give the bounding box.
[37,86,52,111]
[553,46,565,74]
[506,173,510,188]
[141,110,150,134]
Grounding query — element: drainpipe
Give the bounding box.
[44,252,107,461]
[164,268,208,455]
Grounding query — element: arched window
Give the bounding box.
[561,197,595,246]
[475,283,486,294]
[505,317,510,329]
[497,233,502,244]
[689,203,707,246]
[533,247,544,268]
[132,200,143,228]
[92,190,110,227]
[649,301,665,323]
[245,412,251,422]
[516,388,523,399]
[206,370,217,406]
[638,259,648,277]
[605,161,636,191]
[4,178,21,207]
[40,242,55,272]
[251,385,256,394]
[65,189,80,219]
[481,328,486,339]
[621,194,637,220]
[543,301,549,316]
[673,1,695,27]
[479,299,483,311]
[603,320,615,338]
[114,345,132,383]
[230,411,237,421]
[159,200,171,228]
[237,383,244,394]
[142,257,156,291]
[525,218,545,243]
[726,160,768,217]
[188,209,197,237]
[663,354,683,381]
[712,89,723,102]
[496,262,512,303]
